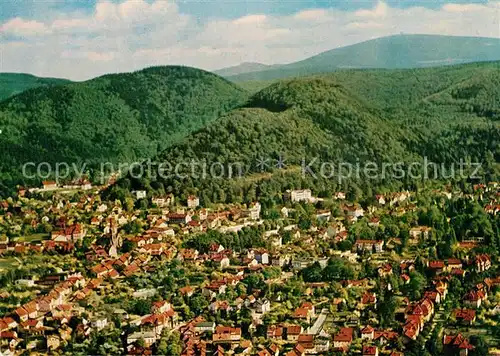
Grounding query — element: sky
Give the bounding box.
[1,0,499,80]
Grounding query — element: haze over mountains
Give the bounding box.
[214,63,282,77]
[218,35,500,81]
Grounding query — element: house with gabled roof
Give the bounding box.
[443,333,474,356]
[362,345,378,356]
[212,325,241,344]
[454,309,476,325]
[475,254,491,272]
[333,327,353,351]
[463,289,487,309]
[286,325,303,342]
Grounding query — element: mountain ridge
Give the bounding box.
[214,62,282,77]
[223,34,500,82]
[0,65,248,192]
[0,73,71,101]
[108,61,500,204]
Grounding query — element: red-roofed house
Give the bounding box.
[443,333,474,356]
[454,309,476,325]
[333,327,353,350]
[363,345,378,356]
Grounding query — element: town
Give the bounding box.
[0,180,499,356]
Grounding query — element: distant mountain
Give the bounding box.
[214,62,282,77]
[109,62,500,204]
[0,73,71,101]
[0,66,247,191]
[225,35,500,81]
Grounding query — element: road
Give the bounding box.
[307,308,329,335]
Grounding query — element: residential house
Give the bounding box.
[267,325,284,340]
[90,316,108,331]
[203,281,227,299]
[187,196,200,208]
[344,205,364,218]
[42,181,58,191]
[377,264,393,277]
[127,331,157,346]
[475,254,491,272]
[409,226,432,240]
[463,289,487,309]
[360,292,377,308]
[363,345,379,356]
[297,334,316,354]
[194,321,215,334]
[179,286,195,297]
[168,213,192,225]
[443,333,475,356]
[245,202,261,220]
[286,325,303,342]
[253,249,270,265]
[151,301,172,314]
[361,325,375,340]
[454,309,476,325]
[254,299,271,314]
[334,192,346,200]
[51,224,86,242]
[333,327,353,351]
[212,326,241,344]
[428,261,446,274]
[132,190,147,199]
[447,258,463,271]
[355,240,384,253]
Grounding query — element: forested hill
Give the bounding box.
[224,35,500,82]
[214,62,282,77]
[0,66,248,191]
[0,73,71,101]
[110,62,500,204]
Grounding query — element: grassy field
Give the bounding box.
[236,80,275,93]
[15,233,49,243]
[0,256,21,272]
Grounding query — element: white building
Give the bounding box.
[245,202,261,220]
[133,190,147,199]
[285,189,312,202]
[127,331,157,346]
[187,196,200,208]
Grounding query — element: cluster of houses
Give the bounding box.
[0,183,498,355]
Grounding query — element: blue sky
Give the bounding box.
[0,0,491,21]
[1,0,498,79]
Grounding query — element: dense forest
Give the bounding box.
[0,73,71,101]
[0,66,247,192]
[109,62,500,204]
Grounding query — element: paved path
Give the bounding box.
[307,309,329,335]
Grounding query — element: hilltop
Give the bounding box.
[0,73,71,101]
[0,66,247,191]
[110,62,500,204]
[214,62,282,77]
[224,35,500,82]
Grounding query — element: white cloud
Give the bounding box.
[1,1,499,80]
[1,17,50,36]
[293,9,329,21]
[442,3,487,12]
[232,14,267,25]
[347,21,385,30]
[355,1,389,18]
[85,51,116,62]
